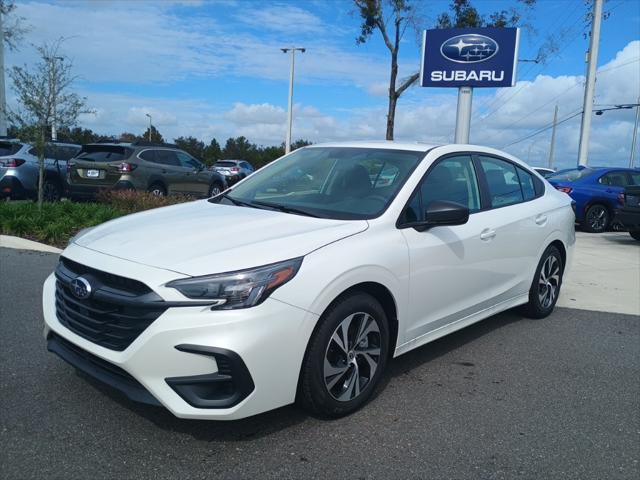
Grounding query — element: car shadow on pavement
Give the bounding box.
[81,308,526,441]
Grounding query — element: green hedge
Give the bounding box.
[0,192,194,248]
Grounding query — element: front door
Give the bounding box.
[400,154,503,341]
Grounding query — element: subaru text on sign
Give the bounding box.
[420,27,520,88]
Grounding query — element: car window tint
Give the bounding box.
[517,166,536,201]
[479,156,524,208]
[421,155,481,213]
[599,171,628,187]
[0,142,22,156]
[77,145,132,162]
[57,146,80,161]
[139,150,157,162]
[177,151,200,169]
[43,145,58,159]
[401,191,422,224]
[216,161,237,167]
[630,172,640,185]
[155,150,179,166]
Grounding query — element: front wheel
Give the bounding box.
[583,204,609,233]
[298,292,389,418]
[519,245,564,319]
[208,182,223,197]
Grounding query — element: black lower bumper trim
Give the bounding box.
[166,344,255,409]
[47,332,161,406]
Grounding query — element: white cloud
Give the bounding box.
[235,4,325,34]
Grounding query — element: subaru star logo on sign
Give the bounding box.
[440,34,499,63]
[420,27,519,88]
[71,277,92,300]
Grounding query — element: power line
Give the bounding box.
[501,110,583,148]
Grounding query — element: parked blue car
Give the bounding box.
[547,166,640,233]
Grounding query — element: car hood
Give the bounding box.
[75,200,368,276]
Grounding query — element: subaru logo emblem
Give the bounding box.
[440,34,498,63]
[71,277,92,300]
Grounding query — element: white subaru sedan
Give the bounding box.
[43,142,575,420]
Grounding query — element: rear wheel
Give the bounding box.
[299,292,389,418]
[147,183,166,197]
[519,245,563,319]
[630,231,640,241]
[583,204,609,233]
[42,179,62,202]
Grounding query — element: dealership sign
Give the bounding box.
[420,27,520,88]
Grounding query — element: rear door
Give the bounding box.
[475,154,551,303]
[69,145,132,188]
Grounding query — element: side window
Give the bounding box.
[599,171,628,187]
[139,150,157,163]
[156,150,179,166]
[630,172,640,185]
[60,146,81,160]
[43,145,58,159]
[479,156,524,208]
[421,155,481,213]
[516,166,536,201]
[176,151,200,169]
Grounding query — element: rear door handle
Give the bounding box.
[535,214,548,225]
[480,229,496,241]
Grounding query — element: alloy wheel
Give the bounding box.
[210,185,221,197]
[587,205,607,232]
[324,312,381,402]
[538,255,560,309]
[42,182,60,202]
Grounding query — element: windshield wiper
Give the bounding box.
[218,193,257,208]
[251,200,321,218]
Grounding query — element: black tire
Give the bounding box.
[583,204,609,233]
[519,245,564,319]
[298,292,389,418]
[208,182,223,197]
[630,231,640,241]
[42,179,62,202]
[147,183,166,197]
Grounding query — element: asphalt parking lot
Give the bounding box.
[1,248,638,480]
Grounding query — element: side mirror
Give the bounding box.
[402,200,469,231]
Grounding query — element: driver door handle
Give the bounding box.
[480,229,496,241]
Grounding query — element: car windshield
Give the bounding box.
[75,145,132,162]
[217,147,426,220]
[548,168,594,182]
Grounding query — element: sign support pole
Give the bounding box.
[548,105,558,169]
[454,86,473,144]
[577,0,603,166]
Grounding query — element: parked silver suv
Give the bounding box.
[212,159,254,186]
[0,139,81,201]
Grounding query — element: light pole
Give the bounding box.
[47,56,64,141]
[281,47,305,154]
[145,113,152,142]
[630,97,640,168]
[0,10,6,137]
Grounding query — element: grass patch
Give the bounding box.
[0,192,194,248]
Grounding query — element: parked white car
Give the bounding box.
[43,142,575,420]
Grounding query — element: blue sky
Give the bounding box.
[8,0,640,168]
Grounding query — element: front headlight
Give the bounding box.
[166,257,303,309]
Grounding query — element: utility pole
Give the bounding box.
[577,0,603,166]
[548,105,558,169]
[0,9,7,137]
[281,47,305,154]
[454,86,473,143]
[631,97,640,168]
[145,113,152,141]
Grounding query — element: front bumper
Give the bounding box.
[43,258,318,420]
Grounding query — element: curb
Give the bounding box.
[0,235,62,254]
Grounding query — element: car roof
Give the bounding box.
[306,140,439,152]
